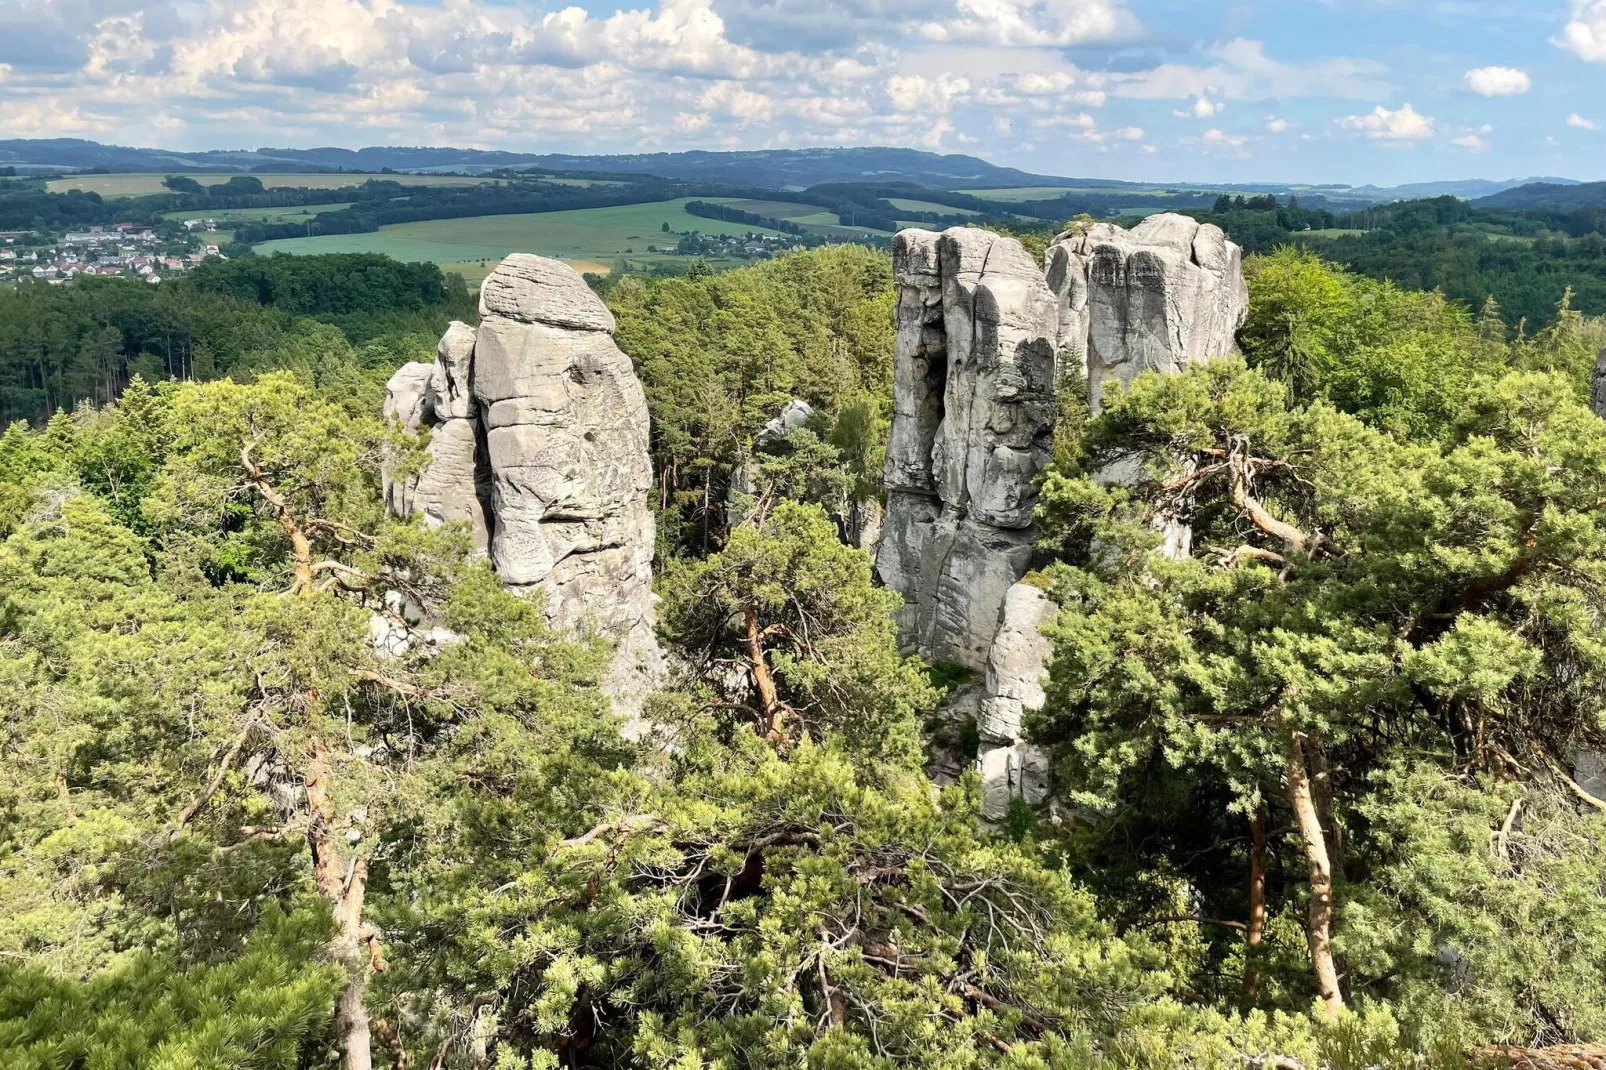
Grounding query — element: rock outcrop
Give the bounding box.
[977,582,1055,821]
[385,254,664,719]
[878,214,1248,813]
[876,227,1060,670]
[1047,214,1247,412]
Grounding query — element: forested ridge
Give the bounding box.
[3,239,1606,1070]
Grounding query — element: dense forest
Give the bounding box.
[3,235,1606,1069]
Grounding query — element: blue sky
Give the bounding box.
[3,0,1606,184]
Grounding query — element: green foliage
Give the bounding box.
[610,245,893,555]
[1032,351,1606,1043]
[0,903,342,1070]
[659,501,934,765]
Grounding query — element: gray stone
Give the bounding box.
[877,227,1058,670]
[757,399,814,446]
[1577,749,1606,801]
[1049,212,1247,412]
[979,742,1051,822]
[1592,348,1606,420]
[382,362,435,518]
[977,582,1055,744]
[428,320,477,421]
[471,257,656,650]
[478,252,616,333]
[388,254,665,721]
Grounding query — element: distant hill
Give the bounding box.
[1472,181,1606,211]
[0,138,1582,208]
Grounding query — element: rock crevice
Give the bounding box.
[878,215,1248,814]
[385,254,663,719]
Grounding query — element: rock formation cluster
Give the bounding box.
[877,214,1248,817]
[385,254,663,716]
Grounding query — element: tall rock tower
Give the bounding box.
[385,254,663,717]
[877,215,1248,816]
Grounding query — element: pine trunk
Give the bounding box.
[1243,805,1267,1006]
[1284,729,1344,1017]
[306,748,374,1070]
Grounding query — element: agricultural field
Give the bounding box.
[161,204,353,225]
[47,172,488,198]
[254,198,795,275]
[724,199,821,220]
[886,198,980,216]
[956,186,1080,201]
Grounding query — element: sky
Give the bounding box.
[3,0,1606,185]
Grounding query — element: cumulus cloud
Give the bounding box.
[1558,1,1606,62]
[1173,95,1219,118]
[1569,112,1600,129]
[1265,116,1289,133]
[1452,134,1485,150]
[1338,103,1435,140]
[1202,128,1249,150]
[1463,66,1529,96]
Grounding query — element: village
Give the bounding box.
[0,218,225,286]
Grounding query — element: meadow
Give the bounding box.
[48,173,488,198]
[162,204,354,224]
[253,198,794,276]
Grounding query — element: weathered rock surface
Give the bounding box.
[385,255,664,722]
[977,582,1055,744]
[975,582,1055,821]
[1048,213,1247,411]
[878,216,1248,817]
[875,227,1060,670]
[1592,347,1606,419]
[382,325,492,552]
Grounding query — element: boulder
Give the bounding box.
[757,398,815,447]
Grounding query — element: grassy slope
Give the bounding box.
[47,173,487,197]
[253,198,797,275]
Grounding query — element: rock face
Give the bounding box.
[1047,214,1247,411]
[878,215,1248,815]
[1592,348,1606,419]
[385,254,664,718]
[977,582,1055,821]
[382,327,492,552]
[876,227,1060,670]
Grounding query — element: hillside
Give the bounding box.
[1473,180,1606,211]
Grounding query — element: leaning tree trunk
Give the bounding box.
[306,745,374,1070]
[1284,729,1344,1018]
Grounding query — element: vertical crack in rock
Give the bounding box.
[386,254,665,723]
[879,214,1248,816]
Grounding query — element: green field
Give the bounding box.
[887,198,980,216]
[48,173,488,198]
[957,186,1080,201]
[254,198,794,275]
[725,199,820,220]
[162,204,354,224]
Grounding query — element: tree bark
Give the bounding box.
[744,604,786,741]
[241,440,315,595]
[1284,729,1344,1017]
[1243,804,1267,1006]
[306,746,374,1070]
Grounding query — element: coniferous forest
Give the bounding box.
[4,235,1606,1070]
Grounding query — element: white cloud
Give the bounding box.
[1337,103,1435,140]
[1463,66,1529,96]
[1202,128,1248,149]
[1265,115,1289,133]
[1173,95,1219,118]
[915,0,1139,48]
[1115,38,1388,103]
[1452,134,1485,150]
[1569,112,1600,129]
[1558,1,1606,62]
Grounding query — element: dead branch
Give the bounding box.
[172,721,255,838]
